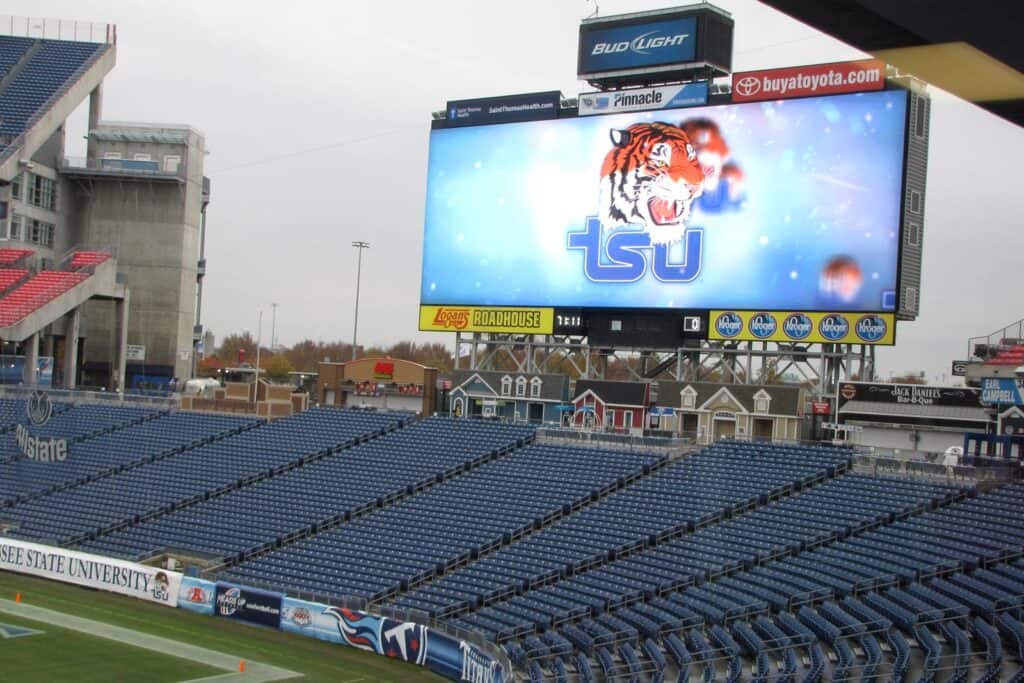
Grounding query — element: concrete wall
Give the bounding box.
[76,124,205,383]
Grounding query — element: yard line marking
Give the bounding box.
[0,599,302,682]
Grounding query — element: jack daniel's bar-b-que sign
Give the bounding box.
[837,382,981,409]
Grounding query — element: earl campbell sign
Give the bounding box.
[17,391,69,462]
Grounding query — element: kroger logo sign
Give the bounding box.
[782,313,813,340]
[819,314,850,341]
[715,312,743,338]
[855,315,888,343]
[748,313,778,339]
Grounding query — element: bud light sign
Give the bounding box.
[580,16,697,74]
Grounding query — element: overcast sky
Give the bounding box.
[12,0,1024,383]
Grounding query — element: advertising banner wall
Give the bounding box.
[981,378,1024,406]
[579,16,697,74]
[578,82,708,115]
[731,59,885,103]
[708,311,896,345]
[446,92,561,128]
[419,305,554,334]
[837,382,982,408]
[280,597,505,683]
[0,537,180,607]
[423,90,908,313]
[214,582,283,628]
[177,576,215,615]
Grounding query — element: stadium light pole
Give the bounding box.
[270,302,278,350]
[351,241,370,361]
[254,309,263,384]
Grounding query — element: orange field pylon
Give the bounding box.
[14,592,21,603]
[239,660,246,673]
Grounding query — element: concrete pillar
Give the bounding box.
[112,293,129,394]
[23,333,38,386]
[64,307,81,389]
[86,84,103,162]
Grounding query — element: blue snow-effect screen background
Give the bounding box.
[421,90,908,311]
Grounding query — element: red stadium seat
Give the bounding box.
[0,270,89,326]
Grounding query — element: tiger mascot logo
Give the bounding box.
[600,122,705,245]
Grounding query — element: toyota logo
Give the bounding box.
[734,76,761,97]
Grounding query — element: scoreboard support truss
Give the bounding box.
[454,332,876,397]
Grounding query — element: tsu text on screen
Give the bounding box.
[421,90,908,312]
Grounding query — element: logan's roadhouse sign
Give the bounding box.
[419,306,554,334]
[709,311,896,345]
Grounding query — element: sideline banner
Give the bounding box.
[0,537,180,607]
[177,576,215,615]
[214,582,282,628]
[280,596,505,682]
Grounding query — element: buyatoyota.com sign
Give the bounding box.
[422,89,908,313]
[280,597,505,682]
[0,537,180,606]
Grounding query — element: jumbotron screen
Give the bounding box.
[421,89,908,313]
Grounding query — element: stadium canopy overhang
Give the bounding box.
[761,0,1024,127]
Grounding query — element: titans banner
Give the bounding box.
[280,597,505,682]
[422,90,908,313]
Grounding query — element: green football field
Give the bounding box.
[0,571,445,682]
[0,611,221,682]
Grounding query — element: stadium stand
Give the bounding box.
[0,248,33,266]
[0,37,107,147]
[7,402,1024,680]
[0,268,28,293]
[0,270,89,326]
[67,251,112,270]
[219,440,658,601]
[2,408,405,544]
[392,441,853,619]
[0,407,255,505]
[493,480,1024,681]
[82,416,536,563]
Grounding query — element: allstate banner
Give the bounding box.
[281,597,505,682]
[0,537,180,607]
[709,311,896,345]
[578,82,708,116]
[177,576,215,615]
[214,582,282,628]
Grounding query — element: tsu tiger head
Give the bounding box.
[600,122,705,244]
